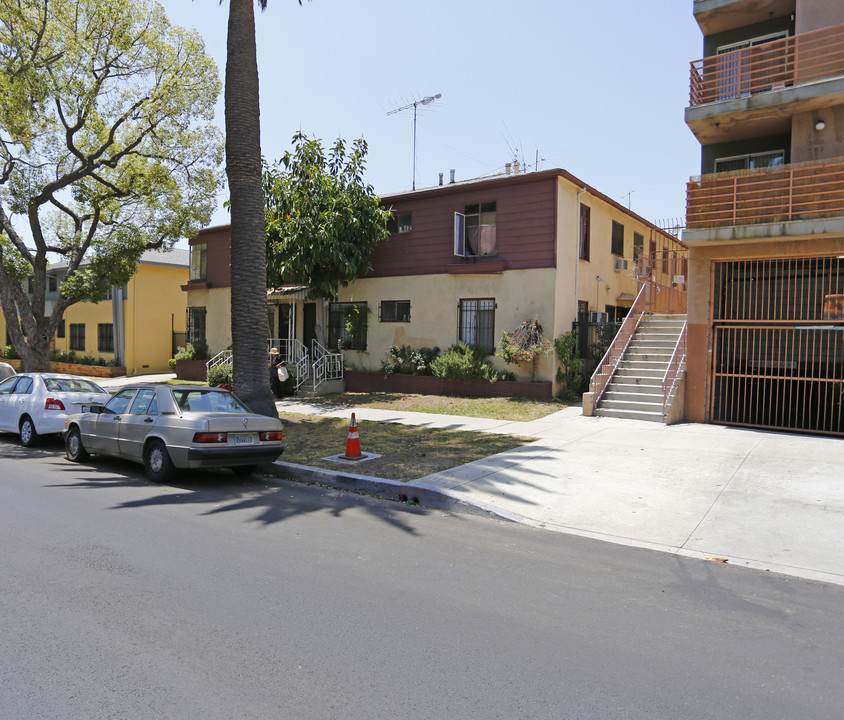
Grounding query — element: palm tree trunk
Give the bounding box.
[225,0,276,418]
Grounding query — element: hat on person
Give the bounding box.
[269,347,279,355]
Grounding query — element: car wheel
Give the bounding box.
[144,439,175,483]
[19,415,38,448]
[65,426,89,462]
[231,465,258,477]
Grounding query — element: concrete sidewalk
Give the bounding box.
[274,399,844,587]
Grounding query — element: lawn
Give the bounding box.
[299,391,566,422]
[278,413,534,482]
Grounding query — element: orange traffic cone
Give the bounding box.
[340,412,364,460]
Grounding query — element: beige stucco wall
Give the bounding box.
[796,0,844,34]
[186,286,231,357]
[791,106,844,164]
[335,268,559,383]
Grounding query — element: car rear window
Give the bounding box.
[172,389,250,413]
[44,378,106,393]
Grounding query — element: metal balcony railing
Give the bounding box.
[689,23,844,106]
[686,158,844,229]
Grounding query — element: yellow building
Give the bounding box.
[2,249,188,374]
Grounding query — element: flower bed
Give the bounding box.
[344,370,552,400]
[1,358,126,377]
[175,359,208,381]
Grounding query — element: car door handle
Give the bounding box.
[144,417,153,423]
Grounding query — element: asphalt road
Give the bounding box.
[2,435,843,720]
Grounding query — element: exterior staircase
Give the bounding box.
[594,314,687,422]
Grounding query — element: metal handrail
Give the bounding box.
[589,281,651,407]
[689,22,844,106]
[311,339,343,389]
[662,323,687,415]
[206,350,232,371]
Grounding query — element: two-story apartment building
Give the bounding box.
[683,0,844,436]
[1,249,188,374]
[185,169,683,394]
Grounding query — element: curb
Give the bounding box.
[264,460,513,522]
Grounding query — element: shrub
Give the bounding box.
[380,345,440,376]
[175,342,209,361]
[3,344,20,359]
[207,363,232,388]
[496,317,552,382]
[554,330,586,401]
[168,358,177,371]
[430,342,503,383]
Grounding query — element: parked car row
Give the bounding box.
[0,372,284,482]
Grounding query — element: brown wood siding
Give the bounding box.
[368,175,557,277]
[188,226,232,289]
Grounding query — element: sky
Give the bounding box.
[159,0,704,232]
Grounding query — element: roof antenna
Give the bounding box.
[387,93,442,190]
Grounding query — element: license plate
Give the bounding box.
[235,434,254,445]
[82,405,93,413]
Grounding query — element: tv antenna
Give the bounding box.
[388,93,442,190]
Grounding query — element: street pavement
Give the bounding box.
[93,373,844,587]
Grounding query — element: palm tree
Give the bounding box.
[224,0,301,417]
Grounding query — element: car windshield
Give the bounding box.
[44,378,106,393]
[172,389,250,414]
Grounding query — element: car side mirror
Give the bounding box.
[89,406,104,414]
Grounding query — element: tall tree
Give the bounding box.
[263,132,392,301]
[0,0,223,371]
[225,0,301,418]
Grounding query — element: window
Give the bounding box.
[130,388,159,416]
[579,205,591,261]
[387,212,412,234]
[57,320,65,339]
[379,300,410,322]
[611,221,624,256]
[48,274,57,293]
[455,202,496,256]
[187,307,207,345]
[103,388,135,415]
[98,323,114,353]
[328,302,368,350]
[633,232,644,264]
[190,242,207,280]
[458,298,495,354]
[714,150,784,173]
[70,323,85,352]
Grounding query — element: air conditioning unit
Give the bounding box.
[589,311,608,324]
[614,258,628,271]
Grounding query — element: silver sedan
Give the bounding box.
[64,384,284,482]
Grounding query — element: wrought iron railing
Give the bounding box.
[689,23,844,106]
[206,349,232,372]
[268,337,309,390]
[662,322,687,415]
[310,339,343,389]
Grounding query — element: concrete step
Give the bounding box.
[612,372,662,386]
[594,407,665,422]
[603,389,663,403]
[599,397,664,412]
[619,360,669,372]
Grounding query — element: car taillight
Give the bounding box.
[45,398,66,411]
[259,431,283,442]
[193,432,228,443]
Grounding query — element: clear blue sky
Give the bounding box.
[160,0,703,229]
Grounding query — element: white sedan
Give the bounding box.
[0,373,110,447]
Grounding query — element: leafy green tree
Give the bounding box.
[496,317,552,382]
[263,132,392,301]
[0,0,223,371]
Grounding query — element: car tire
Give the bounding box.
[65,425,89,462]
[231,465,258,477]
[19,415,38,448]
[144,439,175,483]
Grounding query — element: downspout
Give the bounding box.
[575,187,586,316]
[111,285,125,368]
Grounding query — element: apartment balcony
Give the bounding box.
[693,0,794,36]
[684,157,844,242]
[686,23,844,144]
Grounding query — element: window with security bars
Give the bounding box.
[70,323,85,351]
[328,302,368,350]
[458,298,495,353]
[98,323,114,353]
[187,307,207,345]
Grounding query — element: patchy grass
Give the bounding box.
[300,391,565,421]
[278,413,533,482]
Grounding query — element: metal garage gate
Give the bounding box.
[710,255,844,436]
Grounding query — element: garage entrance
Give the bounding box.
[710,255,844,436]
